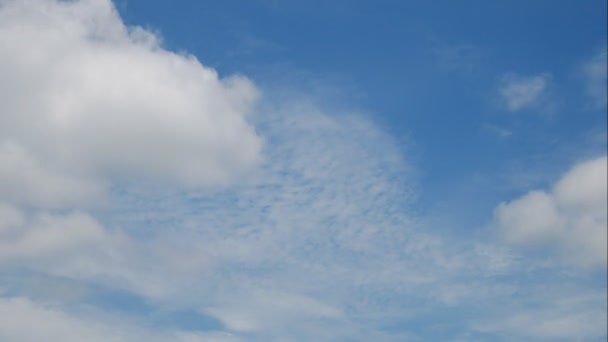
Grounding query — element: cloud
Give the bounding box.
[0,204,107,264]
[432,43,481,72]
[2,90,600,340]
[0,297,118,342]
[482,123,513,138]
[38,100,419,307]
[582,47,607,109]
[0,93,441,340]
[0,1,605,341]
[1,86,488,340]
[474,292,607,340]
[205,290,344,335]
[30,99,541,340]
[0,297,240,342]
[0,142,104,208]
[495,155,607,268]
[499,73,551,111]
[0,0,261,209]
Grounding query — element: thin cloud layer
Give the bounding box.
[495,155,608,268]
[0,0,606,341]
[0,297,241,342]
[583,47,608,109]
[19,98,594,340]
[47,102,422,337]
[499,73,551,111]
[0,0,261,209]
[475,292,607,340]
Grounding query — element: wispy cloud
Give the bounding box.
[499,73,551,111]
[482,123,513,138]
[0,1,605,341]
[582,47,607,110]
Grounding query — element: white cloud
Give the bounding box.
[499,73,550,111]
[0,95,554,340]
[36,100,531,340]
[40,100,419,299]
[0,97,433,340]
[206,290,344,334]
[583,47,607,109]
[0,1,261,336]
[0,205,106,264]
[553,155,608,213]
[0,297,118,342]
[0,0,261,209]
[0,1,604,340]
[0,142,104,208]
[0,202,25,230]
[495,155,607,268]
[482,123,513,138]
[474,292,607,340]
[495,191,564,244]
[0,296,240,342]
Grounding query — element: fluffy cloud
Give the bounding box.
[0,142,104,208]
[2,91,474,340]
[1,1,605,341]
[0,203,107,264]
[499,73,550,111]
[495,156,607,267]
[0,0,260,337]
[0,0,261,209]
[39,101,418,303]
[2,92,601,339]
[46,101,530,340]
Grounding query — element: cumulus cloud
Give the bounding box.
[0,204,106,264]
[0,0,261,209]
[2,90,599,339]
[0,142,104,208]
[1,1,604,340]
[495,156,607,268]
[582,47,607,109]
[41,100,530,340]
[1,88,481,340]
[0,0,260,337]
[499,73,551,111]
[40,101,418,304]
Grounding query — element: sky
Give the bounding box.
[0,0,606,341]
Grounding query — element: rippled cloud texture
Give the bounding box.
[0,1,606,341]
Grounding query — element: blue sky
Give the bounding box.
[118,0,607,223]
[0,0,606,341]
